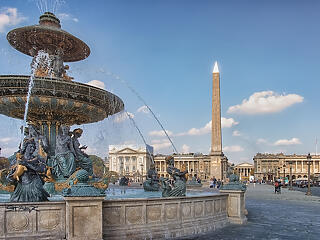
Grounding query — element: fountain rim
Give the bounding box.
[6,25,90,62]
[0,74,125,125]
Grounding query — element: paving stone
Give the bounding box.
[178,184,320,240]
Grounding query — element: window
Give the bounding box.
[133,166,136,172]
[125,157,130,163]
[132,156,136,162]
[126,166,129,172]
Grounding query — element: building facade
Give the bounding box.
[154,153,228,181]
[234,162,254,181]
[253,153,320,181]
[108,145,153,181]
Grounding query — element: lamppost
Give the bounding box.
[289,161,293,190]
[306,153,312,196]
[283,164,286,187]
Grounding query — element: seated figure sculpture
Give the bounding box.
[160,155,188,197]
[143,163,160,191]
[52,125,76,178]
[8,138,49,202]
[71,128,93,176]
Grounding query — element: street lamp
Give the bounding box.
[289,161,293,190]
[306,153,312,196]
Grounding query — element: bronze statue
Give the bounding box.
[143,163,160,191]
[8,138,49,202]
[52,125,76,178]
[160,155,188,197]
[71,128,93,176]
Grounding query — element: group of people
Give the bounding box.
[210,178,223,189]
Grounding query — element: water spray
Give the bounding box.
[125,110,154,164]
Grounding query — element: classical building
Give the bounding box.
[234,162,254,181]
[153,153,228,181]
[253,153,320,181]
[108,145,153,181]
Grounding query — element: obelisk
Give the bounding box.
[210,61,224,180]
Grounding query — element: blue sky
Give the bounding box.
[0,0,319,164]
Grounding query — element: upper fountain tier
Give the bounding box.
[7,12,90,62]
[0,12,124,125]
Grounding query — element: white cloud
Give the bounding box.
[181,144,190,153]
[113,111,134,123]
[57,13,79,23]
[227,91,304,115]
[232,130,241,137]
[149,130,173,137]
[274,138,302,146]
[223,145,244,152]
[137,105,150,114]
[0,8,26,33]
[222,117,239,128]
[1,147,17,157]
[0,137,17,143]
[177,117,238,136]
[86,80,105,89]
[256,138,268,144]
[151,139,171,151]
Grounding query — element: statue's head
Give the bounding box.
[73,128,83,137]
[28,123,40,137]
[60,125,70,135]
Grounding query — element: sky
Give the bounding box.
[0,0,320,164]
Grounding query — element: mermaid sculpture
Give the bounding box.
[160,155,188,197]
[52,125,76,179]
[143,163,160,191]
[8,138,49,202]
[71,128,93,176]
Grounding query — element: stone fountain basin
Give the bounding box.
[0,192,229,239]
[0,75,124,125]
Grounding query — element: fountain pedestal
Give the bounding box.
[219,189,247,224]
[64,196,104,240]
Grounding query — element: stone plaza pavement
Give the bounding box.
[179,184,320,240]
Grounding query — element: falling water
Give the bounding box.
[21,50,51,144]
[112,74,179,154]
[125,110,154,164]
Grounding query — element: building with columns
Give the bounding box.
[108,145,153,182]
[253,153,320,181]
[234,163,254,181]
[154,153,212,180]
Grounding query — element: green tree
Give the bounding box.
[89,155,105,178]
[0,157,10,170]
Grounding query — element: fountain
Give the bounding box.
[0,11,246,240]
[0,12,124,197]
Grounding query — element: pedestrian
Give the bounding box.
[213,178,217,188]
[217,179,221,189]
[274,180,281,194]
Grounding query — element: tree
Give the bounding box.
[0,157,10,170]
[89,155,105,178]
